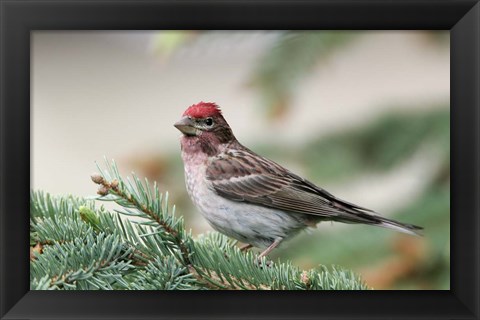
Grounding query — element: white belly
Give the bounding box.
[184,162,308,249]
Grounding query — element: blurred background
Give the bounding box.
[32,31,449,290]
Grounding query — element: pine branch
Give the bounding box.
[30,233,134,290]
[30,159,369,290]
[92,159,192,265]
[30,190,197,290]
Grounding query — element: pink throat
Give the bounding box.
[180,135,212,165]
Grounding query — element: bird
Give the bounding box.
[174,101,423,259]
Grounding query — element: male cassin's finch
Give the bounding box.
[175,102,423,259]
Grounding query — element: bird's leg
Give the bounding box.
[258,238,282,259]
[239,243,253,252]
[225,243,252,260]
[255,238,282,267]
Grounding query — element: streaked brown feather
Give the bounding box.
[206,143,375,222]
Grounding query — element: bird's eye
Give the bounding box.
[205,118,214,126]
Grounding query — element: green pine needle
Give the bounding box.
[30,159,368,290]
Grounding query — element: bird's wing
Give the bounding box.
[206,147,375,221]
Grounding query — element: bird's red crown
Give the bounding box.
[183,102,222,118]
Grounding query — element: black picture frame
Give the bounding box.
[1,0,479,319]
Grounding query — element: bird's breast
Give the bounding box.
[181,155,311,248]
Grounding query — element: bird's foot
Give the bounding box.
[239,243,253,252]
[253,237,282,268]
[254,256,274,268]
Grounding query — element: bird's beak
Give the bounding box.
[174,117,198,136]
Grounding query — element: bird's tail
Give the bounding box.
[335,207,423,236]
[374,215,424,236]
[331,199,423,236]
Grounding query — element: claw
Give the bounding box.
[239,243,253,252]
[254,256,274,268]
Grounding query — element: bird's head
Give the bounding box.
[174,102,235,145]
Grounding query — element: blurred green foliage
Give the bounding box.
[266,107,450,290]
[303,107,449,183]
[250,31,355,118]
[272,182,449,289]
[248,31,448,120]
